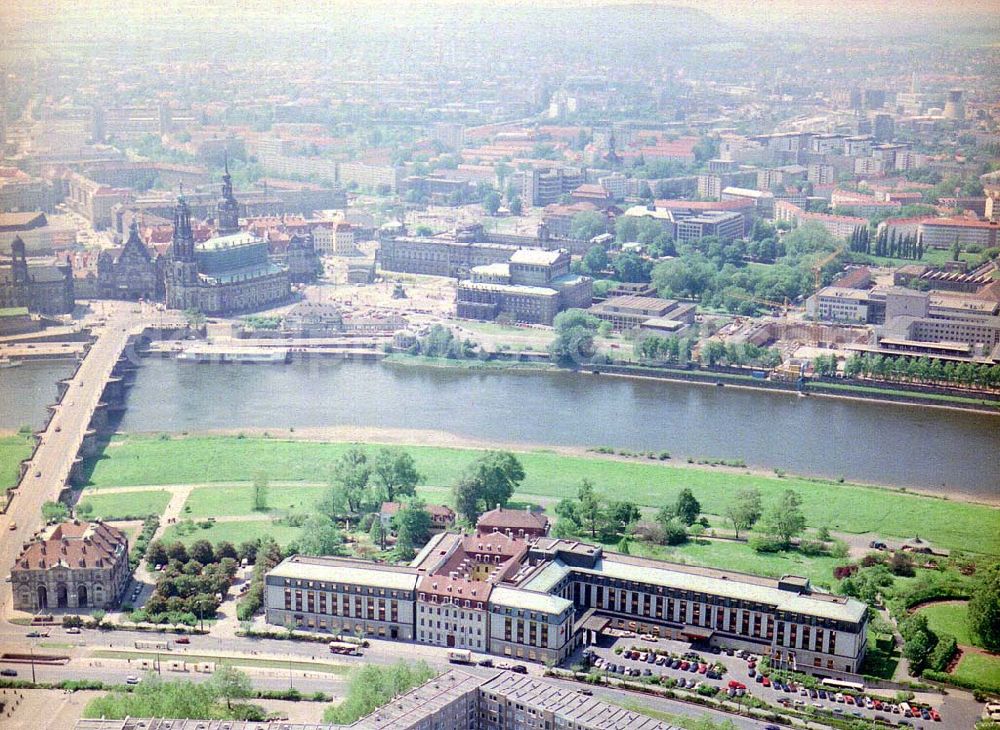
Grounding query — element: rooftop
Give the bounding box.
[480,673,671,730]
[490,585,573,616]
[509,248,565,267]
[16,521,127,572]
[268,555,419,592]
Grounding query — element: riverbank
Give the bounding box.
[380,353,1000,414]
[382,353,553,371]
[587,363,1000,416]
[79,432,1000,554]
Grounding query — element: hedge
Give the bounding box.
[926,633,957,673]
[923,669,1000,695]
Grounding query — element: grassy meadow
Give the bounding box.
[79,435,1000,556]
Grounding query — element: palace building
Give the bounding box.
[11,520,130,611]
[0,236,75,315]
[164,167,291,315]
[265,519,869,678]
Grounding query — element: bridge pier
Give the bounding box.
[102,376,127,407]
[89,402,109,433]
[69,456,86,487]
[56,378,73,403]
[80,429,100,459]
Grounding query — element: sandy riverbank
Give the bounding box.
[121,425,1000,508]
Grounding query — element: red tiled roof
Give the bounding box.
[476,507,549,531]
[16,521,127,571]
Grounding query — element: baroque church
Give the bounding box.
[164,164,301,315]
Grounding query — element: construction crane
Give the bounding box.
[812,246,846,289]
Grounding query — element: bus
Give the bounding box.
[328,641,359,656]
[821,678,865,693]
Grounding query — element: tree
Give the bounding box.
[146,540,169,568]
[296,514,345,557]
[393,501,433,555]
[252,471,269,512]
[372,448,421,504]
[724,488,762,539]
[550,309,600,366]
[369,517,387,551]
[673,488,701,526]
[483,191,501,216]
[509,197,523,216]
[968,561,1000,652]
[900,613,936,675]
[332,448,372,514]
[758,490,806,548]
[577,479,605,539]
[210,664,253,710]
[167,542,189,563]
[453,475,483,523]
[581,245,609,275]
[42,500,70,523]
[570,211,607,242]
[656,507,688,545]
[607,500,640,537]
[189,539,214,566]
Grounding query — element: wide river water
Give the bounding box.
[3,358,999,499]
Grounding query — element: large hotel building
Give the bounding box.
[265,511,869,679]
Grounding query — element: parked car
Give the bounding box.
[125,675,140,685]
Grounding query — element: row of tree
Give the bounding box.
[842,353,1000,390]
[848,225,924,260]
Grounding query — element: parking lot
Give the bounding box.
[579,635,945,728]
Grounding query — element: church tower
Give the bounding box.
[10,236,28,284]
[216,157,240,236]
[172,190,195,263]
[166,190,199,309]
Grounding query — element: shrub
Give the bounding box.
[799,539,827,556]
[923,669,1000,695]
[926,633,957,673]
[748,532,784,553]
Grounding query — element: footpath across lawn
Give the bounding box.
[83,435,1000,555]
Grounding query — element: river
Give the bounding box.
[2,358,998,499]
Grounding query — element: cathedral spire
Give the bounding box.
[216,155,240,236]
[172,185,195,262]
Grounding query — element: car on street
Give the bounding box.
[175,636,190,644]
[66,627,81,634]
[1,669,17,677]
[125,675,140,685]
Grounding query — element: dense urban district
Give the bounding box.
[0,2,998,730]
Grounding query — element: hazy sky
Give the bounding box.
[1,0,997,39]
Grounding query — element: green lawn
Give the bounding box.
[628,538,844,588]
[78,490,173,521]
[952,651,1000,693]
[161,519,301,547]
[453,320,554,341]
[182,484,326,518]
[84,436,1000,555]
[917,601,974,646]
[0,435,32,491]
[92,650,348,675]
